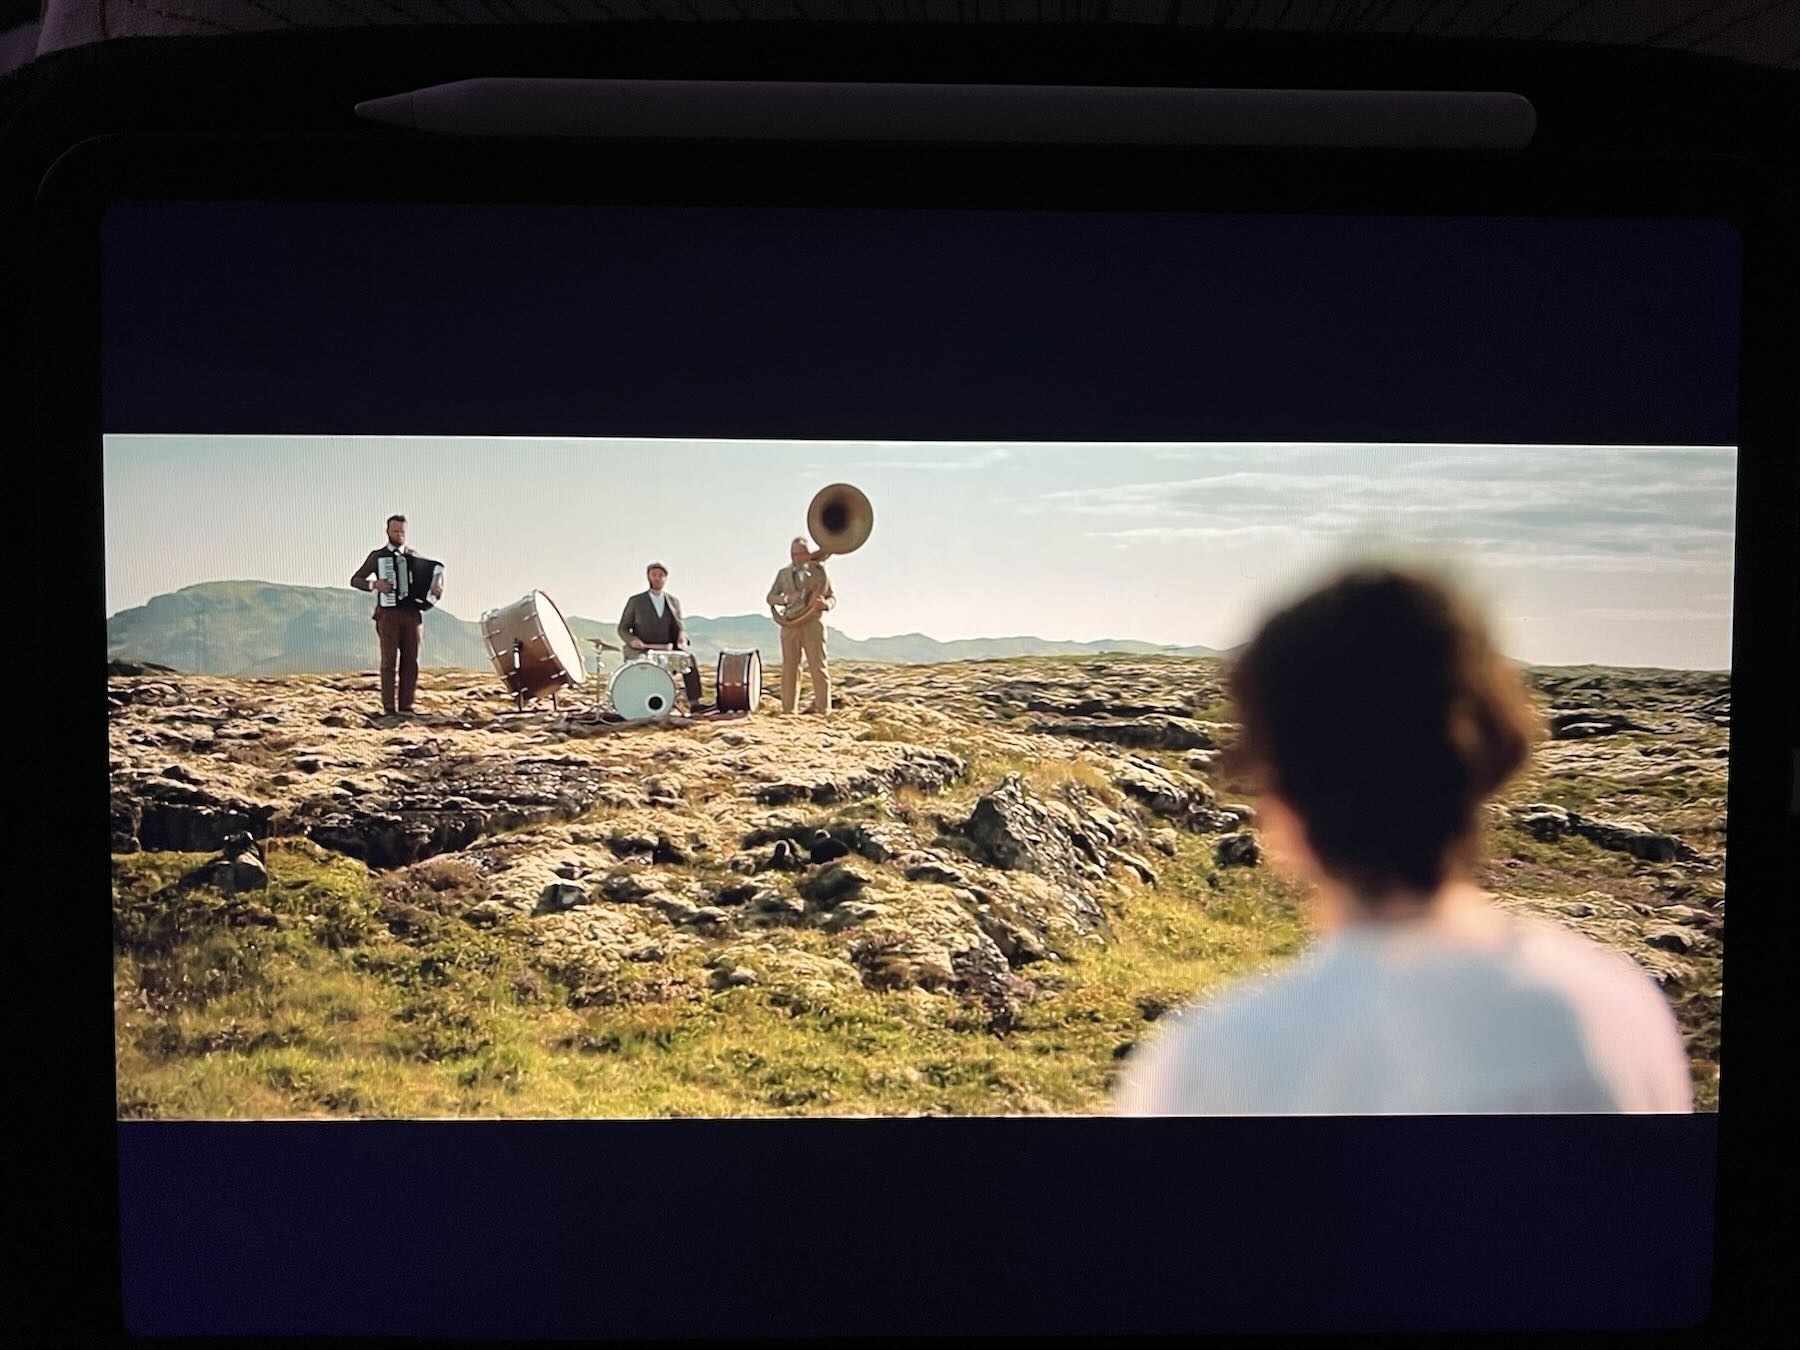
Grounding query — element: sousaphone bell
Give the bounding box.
[806,483,874,560]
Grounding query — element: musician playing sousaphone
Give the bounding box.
[767,536,835,716]
[617,561,705,708]
[349,513,444,718]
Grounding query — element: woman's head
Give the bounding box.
[1224,566,1539,903]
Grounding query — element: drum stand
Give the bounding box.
[504,644,529,720]
[504,641,560,713]
[588,638,618,716]
[509,641,528,713]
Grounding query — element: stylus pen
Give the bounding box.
[353,80,1536,150]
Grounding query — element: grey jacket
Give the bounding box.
[618,590,687,647]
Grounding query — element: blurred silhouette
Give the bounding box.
[1114,565,1693,1115]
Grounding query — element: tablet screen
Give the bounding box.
[94,193,1741,1333]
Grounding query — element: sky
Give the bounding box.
[103,436,1737,670]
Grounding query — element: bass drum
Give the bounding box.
[609,661,679,719]
[715,648,763,714]
[480,591,586,703]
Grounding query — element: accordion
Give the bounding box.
[375,552,445,612]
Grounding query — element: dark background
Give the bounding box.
[102,201,1741,445]
[6,15,1794,1345]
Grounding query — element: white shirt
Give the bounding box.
[1113,906,1693,1115]
[649,590,667,618]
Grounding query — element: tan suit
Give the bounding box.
[767,563,833,713]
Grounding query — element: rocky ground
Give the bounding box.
[109,656,1726,1116]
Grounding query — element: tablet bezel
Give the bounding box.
[36,132,1793,1340]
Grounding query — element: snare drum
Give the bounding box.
[635,648,696,674]
[609,661,679,719]
[716,648,763,713]
[480,591,586,704]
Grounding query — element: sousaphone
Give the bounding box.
[773,484,875,633]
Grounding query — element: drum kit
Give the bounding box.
[476,484,870,721]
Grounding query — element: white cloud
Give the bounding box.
[1081,524,1314,545]
[1028,443,1736,578]
[1478,553,1728,576]
[1569,607,1727,621]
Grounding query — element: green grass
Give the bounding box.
[113,823,1718,1116]
[962,750,1122,806]
[112,829,1309,1119]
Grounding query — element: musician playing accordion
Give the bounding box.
[350,514,444,717]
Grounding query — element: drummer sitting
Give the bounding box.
[617,561,704,707]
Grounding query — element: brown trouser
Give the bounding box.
[779,617,830,713]
[374,607,422,713]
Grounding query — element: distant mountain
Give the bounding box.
[105,581,1227,676]
[105,581,494,677]
[827,632,1228,664]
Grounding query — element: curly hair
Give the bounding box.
[1223,566,1540,898]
